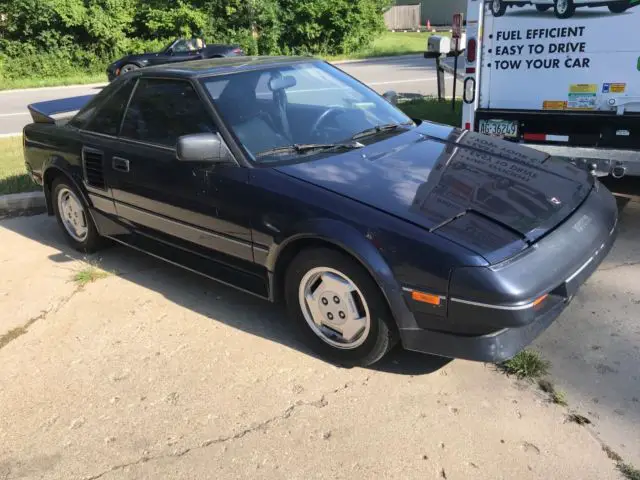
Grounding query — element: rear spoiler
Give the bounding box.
[27,94,95,124]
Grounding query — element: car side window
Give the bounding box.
[81,79,135,135]
[120,78,217,148]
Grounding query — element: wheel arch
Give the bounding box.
[42,159,91,216]
[268,219,416,331]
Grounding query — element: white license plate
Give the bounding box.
[479,119,519,138]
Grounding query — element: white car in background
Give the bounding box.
[489,0,636,19]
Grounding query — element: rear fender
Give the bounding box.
[268,218,418,330]
[42,157,91,217]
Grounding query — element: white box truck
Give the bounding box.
[462,0,640,177]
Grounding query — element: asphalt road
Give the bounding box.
[0,55,460,136]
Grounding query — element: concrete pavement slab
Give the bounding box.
[0,206,637,479]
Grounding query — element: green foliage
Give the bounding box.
[619,463,640,480]
[498,349,551,380]
[398,97,463,128]
[279,0,391,55]
[0,0,393,83]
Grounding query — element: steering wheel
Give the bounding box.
[310,107,344,138]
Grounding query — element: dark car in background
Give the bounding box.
[106,37,244,81]
[23,57,618,367]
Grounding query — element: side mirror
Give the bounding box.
[166,48,173,56]
[176,133,234,164]
[382,90,398,106]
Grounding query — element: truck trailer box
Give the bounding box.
[462,0,640,177]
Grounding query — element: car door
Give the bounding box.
[68,77,138,238]
[163,39,203,64]
[106,77,258,279]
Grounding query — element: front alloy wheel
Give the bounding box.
[120,63,139,75]
[299,267,371,350]
[285,248,397,366]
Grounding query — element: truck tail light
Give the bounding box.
[232,48,244,55]
[463,77,476,104]
[466,38,477,63]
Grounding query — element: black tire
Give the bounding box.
[535,4,551,11]
[608,0,630,13]
[51,178,104,253]
[554,0,575,18]
[284,248,397,367]
[120,63,139,75]
[490,0,507,16]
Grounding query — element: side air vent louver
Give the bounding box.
[82,148,106,190]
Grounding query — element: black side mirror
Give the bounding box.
[166,48,173,56]
[176,133,234,164]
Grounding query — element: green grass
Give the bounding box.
[398,97,462,127]
[0,73,107,91]
[2,32,444,91]
[538,379,568,406]
[498,350,551,380]
[326,31,448,62]
[73,265,109,287]
[619,463,640,480]
[0,136,40,196]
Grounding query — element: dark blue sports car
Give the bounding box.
[23,56,618,366]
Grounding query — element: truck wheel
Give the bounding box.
[554,0,575,18]
[608,1,630,13]
[535,4,551,11]
[490,0,507,16]
[284,248,397,367]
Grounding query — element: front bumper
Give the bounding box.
[399,182,619,362]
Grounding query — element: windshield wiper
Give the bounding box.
[351,122,413,141]
[256,142,364,159]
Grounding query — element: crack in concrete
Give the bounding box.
[82,382,354,480]
[600,260,640,272]
[0,286,81,351]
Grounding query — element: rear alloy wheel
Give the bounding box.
[554,0,575,18]
[285,248,397,367]
[120,63,139,75]
[490,0,507,16]
[535,4,551,11]
[52,178,103,252]
[608,0,630,13]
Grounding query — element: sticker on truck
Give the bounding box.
[603,83,626,93]
[568,84,597,110]
[543,100,567,110]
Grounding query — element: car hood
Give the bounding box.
[275,122,594,263]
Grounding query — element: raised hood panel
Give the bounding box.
[275,122,593,261]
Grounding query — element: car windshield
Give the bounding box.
[200,61,414,163]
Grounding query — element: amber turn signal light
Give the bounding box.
[532,294,548,307]
[411,291,441,306]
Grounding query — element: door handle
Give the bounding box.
[112,157,130,173]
